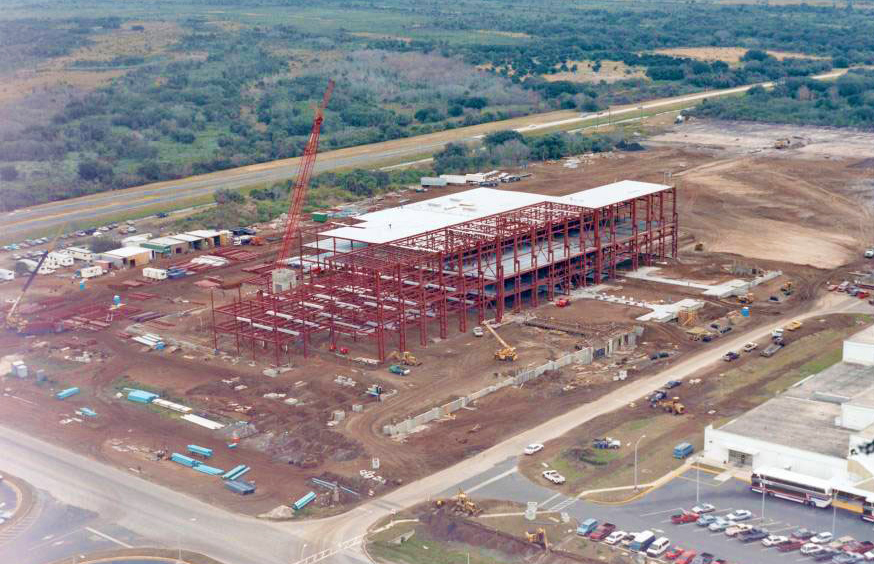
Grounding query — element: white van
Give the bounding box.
[646,536,671,557]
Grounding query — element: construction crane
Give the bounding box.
[268,79,334,289]
[483,323,517,361]
[5,226,65,333]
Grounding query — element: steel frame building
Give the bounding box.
[213,182,678,363]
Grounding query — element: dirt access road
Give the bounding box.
[2,293,865,564]
[1,69,849,239]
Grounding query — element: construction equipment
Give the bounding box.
[251,79,334,288]
[785,320,803,331]
[434,490,481,516]
[780,281,794,296]
[526,528,549,550]
[737,293,755,304]
[555,297,570,307]
[483,323,517,361]
[657,397,686,415]
[5,226,65,333]
[387,351,421,366]
[774,138,790,149]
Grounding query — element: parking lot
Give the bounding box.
[458,463,874,563]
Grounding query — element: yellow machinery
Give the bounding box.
[781,281,794,295]
[5,226,65,333]
[657,397,686,415]
[785,320,803,331]
[434,490,481,516]
[525,528,549,550]
[737,293,755,304]
[483,323,517,361]
[387,350,421,366]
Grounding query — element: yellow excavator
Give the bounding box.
[483,323,517,361]
[387,350,422,366]
[5,226,65,333]
[657,397,686,415]
[434,490,481,516]
[526,528,549,550]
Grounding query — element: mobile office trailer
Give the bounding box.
[77,266,104,279]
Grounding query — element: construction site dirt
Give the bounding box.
[2,123,873,517]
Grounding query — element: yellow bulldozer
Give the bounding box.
[483,323,517,362]
[434,490,481,516]
[387,350,422,366]
[737,293,755,304]
[657,397,686,415]
[526,528,549,550]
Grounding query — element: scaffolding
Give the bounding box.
[213,186,678,364]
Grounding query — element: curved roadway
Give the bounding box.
[2,69,847,239]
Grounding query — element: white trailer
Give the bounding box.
[142,267,168,280]
[0,269,14,281]
[65,247,93,261]
[47,252,74,267]
[77,265,104,279]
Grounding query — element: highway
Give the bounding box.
[0,292,866,564]
[1,69,848,239]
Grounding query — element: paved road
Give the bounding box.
[0,293,867,564]
[0,481,15,514]
[1,69,849,239]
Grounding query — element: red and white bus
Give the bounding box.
[751,467,832,508]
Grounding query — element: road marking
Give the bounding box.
[85,527,132,548]
[465,467,517,494]
[548,497,578,512]
[639,507,684,518]
[539,492,562,508]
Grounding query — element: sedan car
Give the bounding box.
[665,546,685,560]
[726,509,752,521]
[542,470,565,484]
[524,443,544,455]
[697,514,717,526]
[832,553,864,564]
[801,543,825,556]
[792,528,815,540]
[763,535,789,547]
[812,532,834,544]
[739,528,769,543]
[708,518,730,532]
[666,380,682,389]
[777,539,805,552]
[725,523,752,537]
[676,551,697,564]
[743,342,759,352]
[604,531,626,545]
[691,503,715,514]
[671,511,700,524]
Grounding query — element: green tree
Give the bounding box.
[213,188,245,205]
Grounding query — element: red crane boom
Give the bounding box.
[274,78,334,269]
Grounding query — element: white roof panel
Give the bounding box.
[171,233,201,242]
[148,236,187,246]
[105,246,152,258]
[319,181,671,245]
[187,229,222,238]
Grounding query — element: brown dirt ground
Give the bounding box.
[653,47,826,63]
[2,143,872,515]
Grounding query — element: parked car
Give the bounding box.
[691,503,715,514]
[697,514,717,526]
[725,523,752,537]
[708,518,730,532]
[523,444,544,455]
[814,548,840,561]
[792,528,815,540]
[844,541,874,554]
[666,380,682,389]
[672,512,700,524]
[722,351,740,361]
[726,509,752,521]
[777,539,805,552]
[812,532,835,544]
[604,531,627,545]
[665,546,685,560]
[763,535,789,547]
[676,551,697,564]
[802,543,826,556]
[690,552,714,564]
[833,553,864,564]
[589,522,616,541]
[576,518,599,537]
[742,342,758,352]
[647,537,671,557]
[739,527,769,543]
[542,470,565,484]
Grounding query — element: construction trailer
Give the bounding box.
[213,181,678,364]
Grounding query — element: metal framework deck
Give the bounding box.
[213,186,678,363]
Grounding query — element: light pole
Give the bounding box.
[695,455,701,505]
[634,434,647,491]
